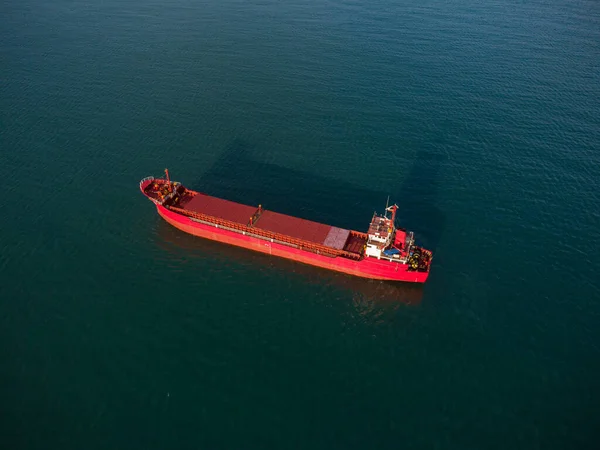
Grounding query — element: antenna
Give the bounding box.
[384,195,390,218]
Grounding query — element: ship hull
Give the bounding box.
[156,205,429,283]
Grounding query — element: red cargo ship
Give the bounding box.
[140,170,432,283]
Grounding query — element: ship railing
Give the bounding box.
[139,176,155,191]
[378,255,407,264]
[349,230,368,239]
[169,206,362,260]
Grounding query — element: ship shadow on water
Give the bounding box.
[154,219,424,307]
[191,139,446,252]
[158,138,447,302]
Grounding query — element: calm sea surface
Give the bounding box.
[2,0,600,448]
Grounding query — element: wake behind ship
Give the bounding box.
[140,170,432,283]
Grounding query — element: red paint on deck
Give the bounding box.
[255,210,332,246]
[182,193,256,225]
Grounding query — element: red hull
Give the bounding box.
[154,204,429,283]
[139,174,431,283]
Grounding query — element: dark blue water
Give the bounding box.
[2,0,599,448]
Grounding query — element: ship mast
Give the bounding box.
[384,195,390,219]
[165,168,171,192]
[385,203,398,226]
[390,204,397,224]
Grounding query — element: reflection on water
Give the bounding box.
[153,219,423,306]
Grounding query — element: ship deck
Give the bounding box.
[180,192,257,225]
[344,233,367,254]
[179,190,358,252]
